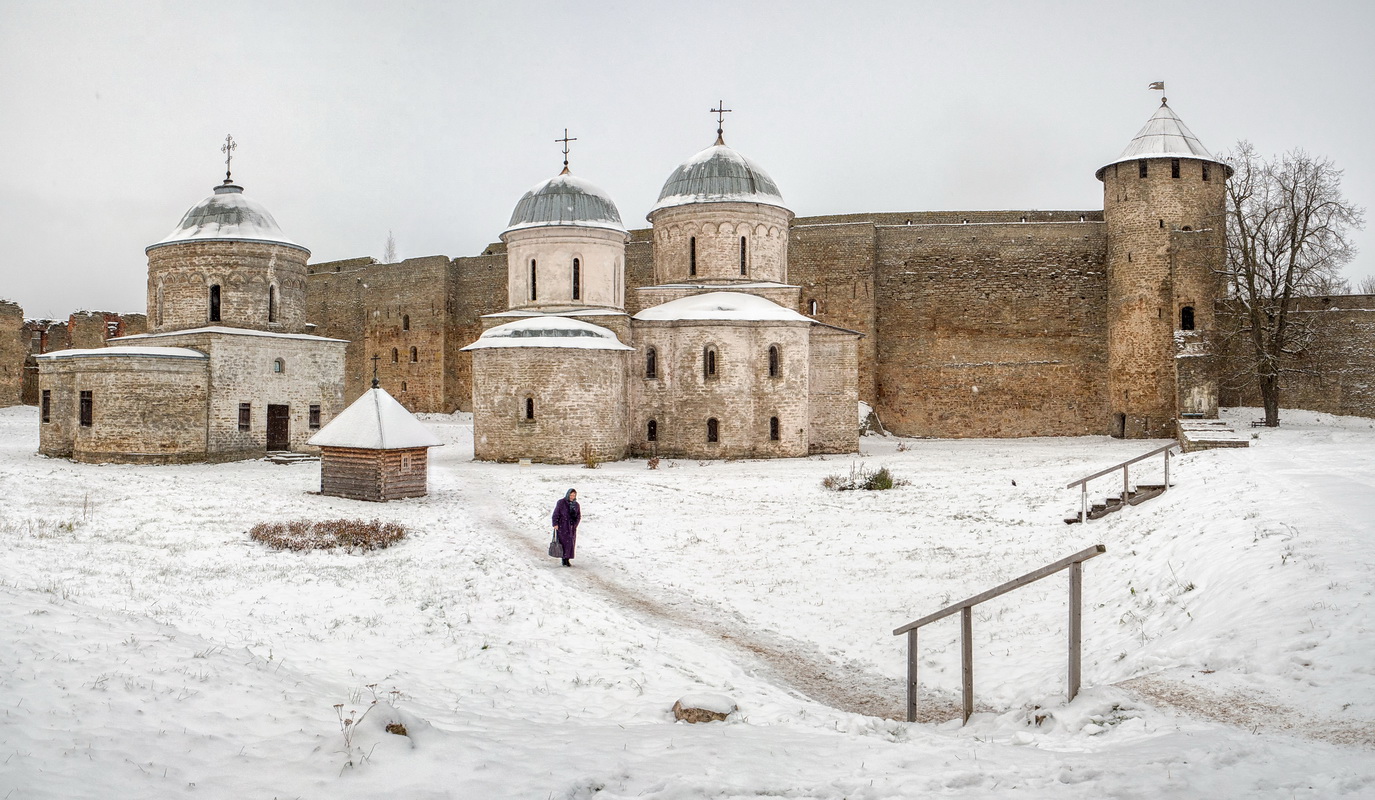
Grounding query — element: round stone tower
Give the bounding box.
[647,134,793,286]
[1097,100,1229,438]
[501,169,629,312]
[145,179,310,334]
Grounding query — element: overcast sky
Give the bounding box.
[2,0,1372,318]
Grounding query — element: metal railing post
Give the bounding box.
[1164,449,1170,490]
[1121,464,1130,503]
[1068,561,1083,701]
[961,606,974,723]
[1080,484,1087,523]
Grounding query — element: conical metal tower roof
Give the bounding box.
[1096,101,1230,180]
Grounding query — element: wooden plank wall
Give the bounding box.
[320,447,429,501]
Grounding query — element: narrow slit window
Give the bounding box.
[704,346,717,378]
[645,347,657,379]
[1138,160,1148,179]
[689,237,697,276]
[808,299,819,315]
[41,390,50,423]
[1202,162,1211,182]
[409,347,418,363]
[769,416,779,441]
[80,391,93,427]
[209,284,221,322]
[768,345,780,378]
[237,402,251,432]
[268,285,277,323]
[572,258,581,300]
[739,237,747,275]
[309,404,321,429]
[156,285,164,326]
[1180,306,1196,331]
[706,417,719,443]
[647,419,657,442]
[1171,158,1181,179]
[402,314,410,331]
[391,347,399,363]
[530,260,537,301]
[401,381,408,392]
[525,397,534,421]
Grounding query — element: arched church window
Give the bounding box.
[572,258,581,300]
[530,260,537,301]
[645,347,657,379]
[402,314,410,331]
[268,285,278,323]
[704,346,717,378]
[739,237,747,275]
[525,397,535,421]
[706,417,719,443]
[209,284,221,323]
[273,358,284,374]
[768,345,780,378]
[409,347,418,363]
[689,237,697,276]
[769,416,780,441]
[808,299,819,315]
[401,381,408,392]
[391,348,399,363]
[1180,306,1196,331]
[647,419,657,442]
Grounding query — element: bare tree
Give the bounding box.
[383,230,398,264]
[1358,274,1375,294]
[1221,141,1365,426]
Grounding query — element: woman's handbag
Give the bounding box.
[548,531,564,559]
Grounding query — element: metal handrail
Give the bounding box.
[1065,442,1177,488]
[893,544,1106,723]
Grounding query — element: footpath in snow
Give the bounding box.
[0,405,1371,798]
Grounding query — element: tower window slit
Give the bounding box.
[572,258,581,300]
[1171,158,1181,179]
[739,237,747,275]
[1180,306,1196,331]
[530,260,537,301]
[1138,160,1148,179]
[209,284,221,322]
[689,237,697,276]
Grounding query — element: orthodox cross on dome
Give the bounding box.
[220,134,237,183]
[555,128,577,175]
[371,353,381,389]
[1148,81,1167,105]
[711,101,732,145]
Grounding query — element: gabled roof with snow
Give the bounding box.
[1096,101,1229,179]
[634,291,811,323]
[306,387,443,450]
[147,182,309,254]
[503,172,627,235]
[461,316,634,351]
[650,141,787,215]
[36,346,207,361]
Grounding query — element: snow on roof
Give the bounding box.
[36,346,207,361]
[650,142,787,215]
[503,172,627,235]
[1096,101,1229,179]
[307,387,443,450]
[147,183,309,254]
[634,291,811,323]
[482,307,628,319]
[113,326,347,344]
[461,316,634,351]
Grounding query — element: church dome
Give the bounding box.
[147,182,307,254]
[461,316,633,351]
[504,172,627,235]
[1095,101,1231,180]
[651,142,786,214]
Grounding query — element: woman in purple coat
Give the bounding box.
[552,488,581,567]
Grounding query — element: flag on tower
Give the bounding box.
[1148,81,1165,90]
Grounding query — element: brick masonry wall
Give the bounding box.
[629,319,811,459]
[789,222,878,402]
[807,326,860,453]
[871,222,1110,437]
[0,301,27,407]
[37,352,209,463]
[648,203,791,285]
[469,347,628,463]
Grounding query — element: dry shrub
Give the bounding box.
[581,442,600,470]
[250,518,406,552]
[647,457,661,470]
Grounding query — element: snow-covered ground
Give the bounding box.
[1,404,1372,798]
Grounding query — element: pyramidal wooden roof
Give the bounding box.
[307,388,443,450]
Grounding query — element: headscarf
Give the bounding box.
[565,488,577,503]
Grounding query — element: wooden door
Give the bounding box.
[267,404,290,450]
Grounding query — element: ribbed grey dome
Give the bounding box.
[652,143,786,214]
[504,173,626,234]
[147,182,307,254]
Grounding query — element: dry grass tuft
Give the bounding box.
[249,519,406,552]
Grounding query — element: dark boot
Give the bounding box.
[561,558,571,567]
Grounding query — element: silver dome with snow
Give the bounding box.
[147,182,307,254]
[651,141,786,214]
[504,172,627,235]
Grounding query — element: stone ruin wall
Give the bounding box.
[1219,295,1375,421]
[0,301,26,408]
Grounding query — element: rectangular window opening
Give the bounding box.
[41,390,51,423]
[238,402,251,432]
[79,391,93,427]
[309,404,321,430]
